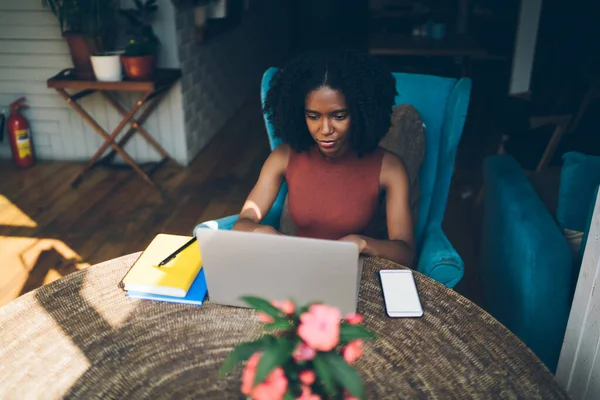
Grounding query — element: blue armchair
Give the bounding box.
[481,152,600,372]
[481,155,573,373]
[196,68,472,288]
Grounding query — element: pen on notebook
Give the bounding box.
[158,237,197,266]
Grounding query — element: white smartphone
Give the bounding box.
[379,269,423,318]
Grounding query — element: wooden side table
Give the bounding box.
[47,68,183,190]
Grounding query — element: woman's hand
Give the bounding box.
[253,225,282,235]
[339,234,368,252]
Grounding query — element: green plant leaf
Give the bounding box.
[322,353,366,400]
[254,337,294,385]
[240,296,285,320]
[264,320,293,332]
[218,337,269,379]
[340,324,376,343]
[284,392,295,400]
[313,354,336,396]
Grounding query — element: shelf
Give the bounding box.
[369,34,487,57]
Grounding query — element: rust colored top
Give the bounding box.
[285,145,385,240]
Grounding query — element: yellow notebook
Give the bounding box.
[121,234,202,297]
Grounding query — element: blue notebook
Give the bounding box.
[126,268,208,306]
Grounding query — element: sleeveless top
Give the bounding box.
[285,145,385,240]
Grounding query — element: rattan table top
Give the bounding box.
[0,253,568,399]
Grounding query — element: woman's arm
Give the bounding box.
[340,151,415,266]
[232,145,290,234]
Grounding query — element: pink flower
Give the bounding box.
[258,313,274,323]
[298,304,341,351]
[343,340,363,364]
[258,300,295,323]
[272,300,296,315]
[298,370,315,385]
[293,341,316,361]
[344,313,364,325]
[297,385,321,400]
[241,353,261,395]
[252,367,288,400]
[241,353,288,400]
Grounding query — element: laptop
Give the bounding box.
[194,227,364,315]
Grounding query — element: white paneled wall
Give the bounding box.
[0,0,188,165]
[557,189,600,399]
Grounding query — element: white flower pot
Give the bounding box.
[90,53,123,82]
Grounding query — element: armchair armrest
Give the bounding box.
[417,226,464,288]
[194,214,239,232]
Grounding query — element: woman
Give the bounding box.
[232,49,415,267]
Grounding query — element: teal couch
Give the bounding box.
[196,68,472,288]
[481,151,600,372]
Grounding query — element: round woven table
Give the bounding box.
[0,253,567,399]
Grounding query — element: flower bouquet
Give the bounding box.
[219,296,376,400]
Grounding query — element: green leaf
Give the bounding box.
[218,337,269,378]
[264,320,293,332]
[313,354,336,396]
[240,296,285,320]
[284,392,295,400]
[340,324,376,343]
[322,353,366,400]
[254,337,294,385]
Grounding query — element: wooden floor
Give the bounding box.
[0,97,482,307]
[0,100,271,306]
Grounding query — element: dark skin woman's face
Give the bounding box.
[304,86,351,158]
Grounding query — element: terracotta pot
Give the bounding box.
[121,54,157,81]
[63,33,97,80]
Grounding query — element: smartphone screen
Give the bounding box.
[379,269,423,317]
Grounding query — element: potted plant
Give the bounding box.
[219,296,376,399]
[89,50,124,82]
[43,0,117,80]
[119,0,160,81]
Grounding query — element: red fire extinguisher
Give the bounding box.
[3,97,35,168]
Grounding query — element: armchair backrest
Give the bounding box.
[260,68,471,247]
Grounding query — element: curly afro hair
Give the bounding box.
[262,49,398,157]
